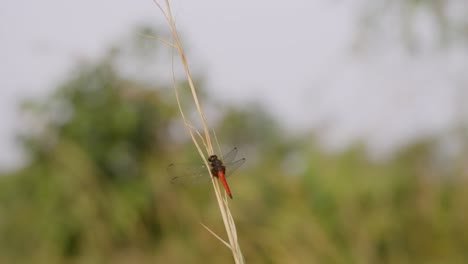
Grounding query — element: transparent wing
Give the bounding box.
[167,163,212,185]
[222,147,239,165]
[225,158,246,178]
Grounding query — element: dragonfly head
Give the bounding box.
[208,155,218,162]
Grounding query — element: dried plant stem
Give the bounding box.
[152,1,244,263]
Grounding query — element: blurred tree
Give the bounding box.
[0,27,186,263]
[356,0,468,53]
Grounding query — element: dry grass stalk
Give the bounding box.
[151,1,245,263]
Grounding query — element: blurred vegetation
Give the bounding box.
[357,0,468,53]
[2,27,468,264]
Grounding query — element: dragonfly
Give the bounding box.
[168,148,246,199]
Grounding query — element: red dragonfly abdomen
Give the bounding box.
[217,170,232,199]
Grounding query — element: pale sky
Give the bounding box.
[1,0,467,170]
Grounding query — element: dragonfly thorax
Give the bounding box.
[208,154,225,176]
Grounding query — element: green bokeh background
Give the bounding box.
[1,26,468,264]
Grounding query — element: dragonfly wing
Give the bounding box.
[222,147,238,165]
[167,163,212,185]
[224,158,246,178]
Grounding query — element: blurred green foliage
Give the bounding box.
[1,28,468,264]
[357,0,468,53]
